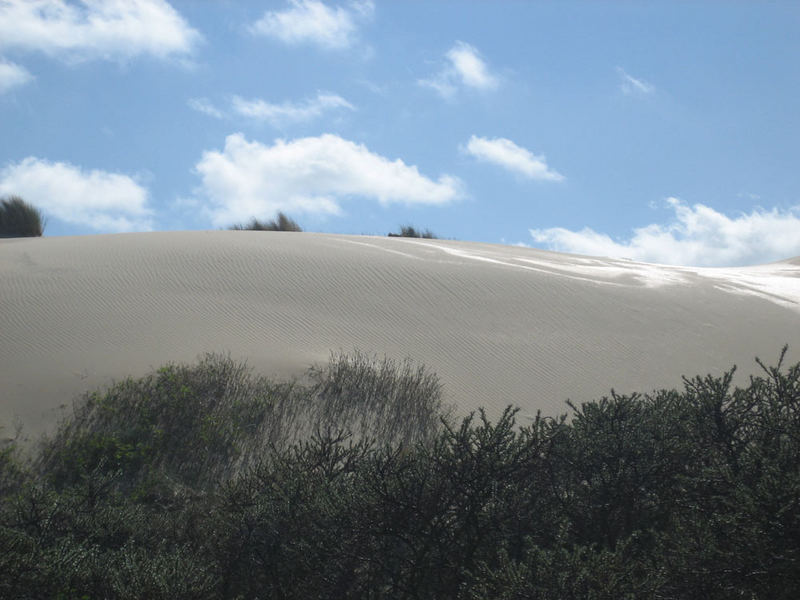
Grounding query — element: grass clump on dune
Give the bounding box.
[2,348,800,598]
[0,195,45,237]
[230,211,302,232]
[388,224,438,239]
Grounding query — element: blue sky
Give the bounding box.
[1,0,799,266]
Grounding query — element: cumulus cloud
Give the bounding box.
[0,59,33,93]
[194,133,462,226]
[617,67,654,95]
[419,41,498,98]
[250,0,373,50]
[232,92,354,127]
[0,0,200,62]
[463,136,564,182]
[0,157,153,232]
[530,198,800,267]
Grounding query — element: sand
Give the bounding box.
[2,231,798,441]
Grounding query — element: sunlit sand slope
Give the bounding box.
[2,231,798,439]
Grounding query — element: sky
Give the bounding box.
[1,0,799,267]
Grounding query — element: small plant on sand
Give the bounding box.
[230,212,302,232]
[0,195,45,237]
[388,224,438,239]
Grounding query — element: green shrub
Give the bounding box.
[389,224,438,239]
[0,439,26,501]
[36,352,448,494]
[230,211,302,232]
[306,351,450,446]
[3,348,799,598]
[0,195,45,237]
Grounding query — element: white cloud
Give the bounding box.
[463,136,564,182]
[232,92,354,127]
[447,42,498,90]
[188,92,355,126]
[250,0,373,50]
[418,77,456,99]
[0,157,153,232]
[0,59,33,93]
[0,0,200,62]
[419,41,498,98]
[617,67,654,95]
[530,198,800,267]
[194,133,462,226]
[188,97,225,119]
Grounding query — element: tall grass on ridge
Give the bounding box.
[230,211,302,232]
[388,225,438,239]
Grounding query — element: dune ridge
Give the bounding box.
[2,231,798,439]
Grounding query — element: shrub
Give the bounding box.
[306,351,450,446]
[0,435,26,500]
[35,352,448,494]
[230,212,302,232]
[389,224,438,239]
[0,195,45,237]
[3,348,800,598]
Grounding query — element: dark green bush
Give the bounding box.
[2,348,799,599]
[230,211,302,232]
[0,437,26,501]
[35,352,447,494]
[0,195,45,237]
[389,225,438,239]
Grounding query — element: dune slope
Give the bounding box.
[2,231,798,439]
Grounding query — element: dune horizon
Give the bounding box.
[2,230,798,442]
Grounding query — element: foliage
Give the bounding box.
[2,348,799,598]
[389,225,438,239]
[307,351,449,446]
[0,195,45,237]
[229,211,302,232]
[35,352,446,494]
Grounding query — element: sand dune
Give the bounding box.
[2,231,798,440]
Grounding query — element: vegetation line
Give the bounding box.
[1,347,799,598]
